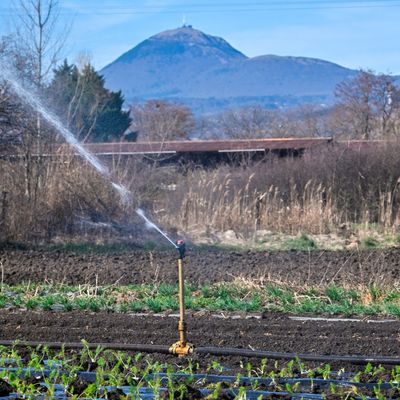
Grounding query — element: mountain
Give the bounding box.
[101,26,357,113]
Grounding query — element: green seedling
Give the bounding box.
[0,342,399,399]
[0,281,398,316]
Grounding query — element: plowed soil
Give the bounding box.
[0,247,399,366]
[1,248,399,286]
[0,310,399,357]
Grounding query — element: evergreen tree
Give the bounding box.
[47,60,131,142]
[48,60,79,123]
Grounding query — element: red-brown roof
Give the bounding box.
[0,137,335,158]
[82,138,332,155]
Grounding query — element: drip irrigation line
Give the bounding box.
[0,341,399,365]
[196,347,400,365]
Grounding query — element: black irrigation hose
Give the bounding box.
[0,341,399,365]
[196,347,400,365]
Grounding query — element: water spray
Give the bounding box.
[135,209,177,249]
[0,65,193,356]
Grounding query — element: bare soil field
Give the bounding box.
[1,247,399,286]
[0,310,399,358]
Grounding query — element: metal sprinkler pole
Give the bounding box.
[178,256,186,345]
[169,240,194,357]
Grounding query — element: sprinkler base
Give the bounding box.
[169,341,194,357]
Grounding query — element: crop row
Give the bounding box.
[0,343,399,399]
[0,282,399,315]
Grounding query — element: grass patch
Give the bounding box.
[361,236,380,249]
[11,228,400,257]
[283,234,317,251]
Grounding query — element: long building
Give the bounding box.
[0,137,333,165]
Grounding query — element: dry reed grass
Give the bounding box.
[159,142,400,239]
[160,171,400,238]
[162,172,340,235]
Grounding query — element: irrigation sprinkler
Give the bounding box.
[135,209,193,356]
[169,239,194,357]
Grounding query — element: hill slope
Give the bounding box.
[101,26,357,112]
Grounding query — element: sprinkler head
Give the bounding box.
[176,239,186,259]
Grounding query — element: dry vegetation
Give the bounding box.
[1,140,400,246]
[160,143,400,241]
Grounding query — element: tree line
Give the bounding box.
[131,69,400,142]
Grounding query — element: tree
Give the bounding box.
[331,70,400,139]
[93,90,130,142]
[2,1,72,210]
[0,83,26,144]
[130,100,195,142]
[216,105,325,139]
[285,104,330,138]
[0,35,35,83]
[13,0,69,87]
[47,61,131,142]
[218,106,271,139]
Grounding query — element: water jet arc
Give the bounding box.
[0,66,177,249]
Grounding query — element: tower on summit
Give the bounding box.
[181,14,192,29]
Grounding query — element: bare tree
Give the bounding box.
[0,2,71,231]
[372,75,400,136]
[0,84,24,144]
[286,104,330,137]
[0,35,35,82]
[218,106,271,139]
[216,105,327,139]
[331,70,400,139]
[130,100,195,142]
[7,0,71,150]
[13,0,69,87]
[0,36,32,144]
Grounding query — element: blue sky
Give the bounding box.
[1,0,399,74]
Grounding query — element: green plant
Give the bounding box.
[0,281,397,317]
[146,298,163,312]
[361,236,379,249]
[284,234,317,251]
[325,285,343,302]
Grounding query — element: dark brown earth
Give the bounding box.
[0,310,399,357]
[1,248,399,286]
[0,248,399,367]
